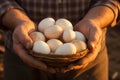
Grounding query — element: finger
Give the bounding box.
[62,63,83,73]
[63,65,83,73]
[81,63,88,69]
[88,26,102,49]
[13,43,47,70]
[19,31,33,49]
[47,67,56,73]
[13,27,34,49]
[68,65,83,70]
[80,26,102,64]
[80,35,102,65]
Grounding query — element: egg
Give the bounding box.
[55,18,73,30]
[32,41,50,54]
[71,40,87,53]
[55,43,76,55]
[63,29,76,42]
[38,17,55,32]
[75,31,86,42]
[44,25,63,39]
[47,39,63,52]
[29,31,46,42]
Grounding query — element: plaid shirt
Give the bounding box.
[0,0,120,25]
[0,0,120,49]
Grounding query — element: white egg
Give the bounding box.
[47,39,63,52]
[38,17,55,32]
[44,25,63,39]
[55,43,76,55]
[75,31,86,42]
[32,41,50,54]
[71,40,87,53]
[55,18,73,30]
[63,29,76,42]
[29,31,46,42]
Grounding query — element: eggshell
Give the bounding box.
[38,17,55,32]
[75,31,86,42]
[47,39,63,52]
[32,41,50,54]
[55,18,73,30]
[29,31,46,42]
[55,43,76,55]
[44,25,63,39]
[71,40,87,53]
[63,29,76,42]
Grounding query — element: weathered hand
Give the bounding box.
[12,21,56,73]
[61,20,103,73]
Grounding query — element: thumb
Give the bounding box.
[13,28,34,50]
[24,34,33,49]
[88,27,102,51]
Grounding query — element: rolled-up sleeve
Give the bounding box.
[0,0,23,21]
[92,0,120,27]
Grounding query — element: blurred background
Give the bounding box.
[0,25,120,80]
[107,25,120,80]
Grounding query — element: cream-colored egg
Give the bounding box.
[29,31,46,42]
[47,39,63,52]
[38,17,55,32]
[55,18,73,30]
[71,40,87,53]
[44,25,63,39]
[55,43,76,55]
[32,41,50,54]
[63,29,76,42]
[75,31,86,42]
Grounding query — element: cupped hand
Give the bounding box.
[61,19,103,73]
[12,21,56,73]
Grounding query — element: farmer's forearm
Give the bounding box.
[2,8,33,30]
[83,5,118,28]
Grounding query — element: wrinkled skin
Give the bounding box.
[60,19,103,73]
[12,19,103,73]
[12,21,56,73]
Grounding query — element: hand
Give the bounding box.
[12,21,56,73]
[61,19,103,73]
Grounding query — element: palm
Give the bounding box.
[12,22,56,73]
[61,20,103,73]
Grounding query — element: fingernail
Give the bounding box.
[91,43,95,49]
[26,42,30,49]
[63,70,69,73]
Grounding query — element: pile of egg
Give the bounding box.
[30,17,87,55]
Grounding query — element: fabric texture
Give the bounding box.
[0,0,120,50]
[0,0,120,25]
[0,0,120,80]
